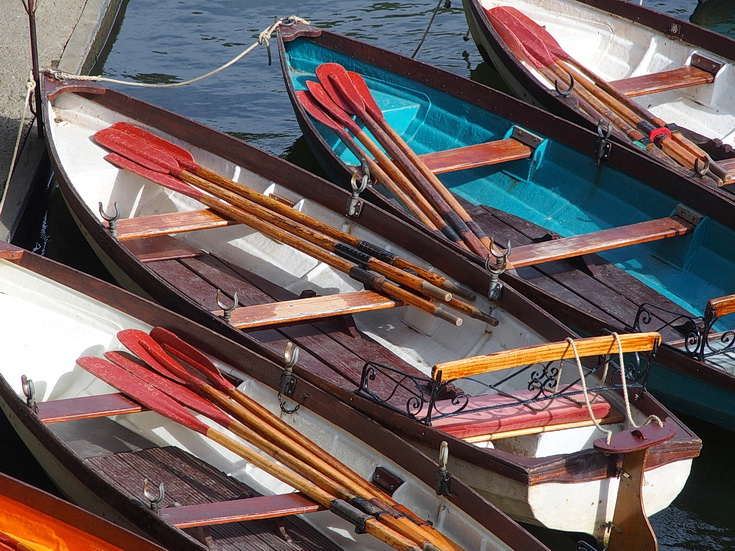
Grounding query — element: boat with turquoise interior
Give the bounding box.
[278,20,735,430]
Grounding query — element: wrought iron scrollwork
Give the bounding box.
[632,302,735,362]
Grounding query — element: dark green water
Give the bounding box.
[8,0,735,549]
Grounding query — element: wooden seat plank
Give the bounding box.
[38,393,143,423]
[508,214,695,269]
[612,65,715,98]
[215,290,400,329]
[123,234,202,262]
[160,492,322,528]
[419,138,532,174]
[117,209,235,241]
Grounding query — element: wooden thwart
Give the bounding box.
[160,492,323,528]
[419,138,533,174]
[612,65,716,98]
[508,213,696,269]
[215,290,400,329]
[124,234,202,262]
[432,332,661,381]
[116,209,235,240]
[37,393,143,423]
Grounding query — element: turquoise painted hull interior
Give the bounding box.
[286,40,735,323]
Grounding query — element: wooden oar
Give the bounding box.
[147,327,441,527]
[295,90,440,231]
[487,7,729,183]
[75,356,425,551]
[102,151,462,325]
[114,330,460,551]
[314,66,491,259]
[96,125,479,307]
[106,122,476,302]
[317,63,494,258]
[302,82,469,251]
[102,349,446,549]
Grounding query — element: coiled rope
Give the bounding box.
[49,16,309,88]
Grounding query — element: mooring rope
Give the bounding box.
[49,16,309,88]
[412,0,448,58]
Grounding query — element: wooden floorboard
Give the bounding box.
[86,446,342,551]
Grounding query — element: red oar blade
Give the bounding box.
[305,81,362,136]
[315,63,364,115]
[110,122,199,172]
[486,7,562,69]
[76,356,208,434]
[104,350,233,427]
[149,327,234,392]
[94,127,182,175]
[347,71,383,123]
[296,90,343,133]
[104,153,200,200]
[117,329,197,386]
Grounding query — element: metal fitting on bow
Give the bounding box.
[596,120,612,165]
[347,159,370,218]
[484,239,510,300]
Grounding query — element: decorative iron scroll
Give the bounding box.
[633,302,735,361]
[356,349,651,426]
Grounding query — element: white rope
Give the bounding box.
[567,337,614,444]
[4,73,36,191]
[49,16,309,88]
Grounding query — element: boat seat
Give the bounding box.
[419,137,533,174]
[428,386,623,442]
[216,290,400,330]
[160,492,323,528]
[38,393,144,423]
[507,209,698,269]
[611,55,721,98]
[116,209,235,240]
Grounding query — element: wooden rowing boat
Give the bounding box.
[0,469,166,551]
[462,0,735,184]
[276,20,735,433]
[0,241,547,551]
[41,75,699,543]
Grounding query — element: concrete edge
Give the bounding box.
[0,0,124,242]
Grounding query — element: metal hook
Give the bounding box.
[98,202,120,238]
[347,159,370,218]
[554,71,575,97]
[21,375,38,413]
[595,120,612,165]
[216,289,238,323]
[278,342,302,414]
[435,441,452,496]
[143,479,165,511]
[694,156,710,177]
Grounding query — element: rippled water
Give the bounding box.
[9,0,735,549]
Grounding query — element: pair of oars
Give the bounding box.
[487,7,731,185]
[94,124,495,326]
[300,63,494,260]
[77,328,462,551]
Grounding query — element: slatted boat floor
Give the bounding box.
[465,202,696,343]
[144,252,446,405]
[86,446,342,551]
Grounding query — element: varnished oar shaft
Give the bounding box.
[130,333,459,551]
[303,83,471,251]
[178,168,452,302]
[78,357,424,551]
[105,153,462,325]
